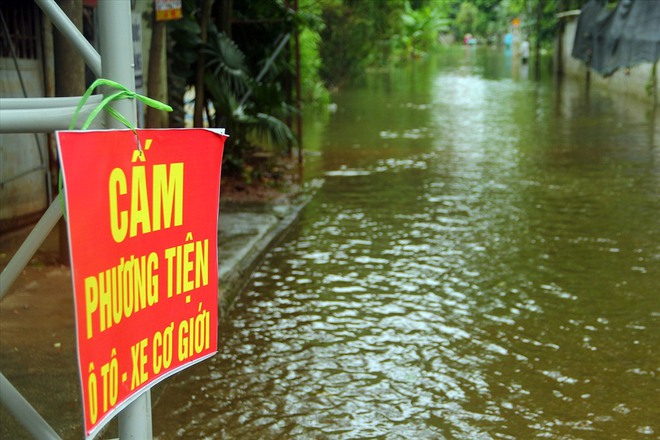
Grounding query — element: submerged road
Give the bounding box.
[154,47,660,439]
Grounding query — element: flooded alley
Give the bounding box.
[153,46,659,439]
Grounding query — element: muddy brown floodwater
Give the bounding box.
[2,46,658,440]
[152,47,659,439]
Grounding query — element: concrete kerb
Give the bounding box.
[217,192,313,317]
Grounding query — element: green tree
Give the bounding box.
[455,1,479,38]
[504,0,560,48]
[396,1,450,59]
[319,0,405,86]
[296,0,330,109]
[168,0,295,177]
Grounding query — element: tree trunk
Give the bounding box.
[53,0,84,266]
[556,0,565,77]
[167,29,186,128]
[193,0,213,127]
[535,0,543,79]
[215,0,233,37]
[146,19,167,128]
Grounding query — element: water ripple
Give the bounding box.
[154,48,660,439]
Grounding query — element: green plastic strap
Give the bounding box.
[61,78,173,218]
[69,78,173,131]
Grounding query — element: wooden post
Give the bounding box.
[53,0,84,266]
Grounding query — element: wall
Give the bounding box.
[0,2,163,232]
[558,15,659,103]
[0,57,50,231]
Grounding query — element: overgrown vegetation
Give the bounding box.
[168,0,296,181]
[166,0,589,185]
[318,0,405,85]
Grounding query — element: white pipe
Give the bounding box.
[35,0,102,76]
[97,0,152,437]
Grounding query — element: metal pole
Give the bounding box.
[0,373,62,439]
[97,1,152,438]
[98,0,137,124]
[35,0,102,77]
[0,198,61,300]
[0,97,105,133]
[0,95,103,109]
[238,33,291,108]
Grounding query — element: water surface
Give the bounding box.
[154,46,659,439]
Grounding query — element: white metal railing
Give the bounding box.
[0,0,152,437]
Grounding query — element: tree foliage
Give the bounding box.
[319,0,405,86]
[168,0,297,178]
[397,2,450,58]
[298,25,330,108]
[315,0,579,81]
[456,2,480,38]
[165,0,588,180]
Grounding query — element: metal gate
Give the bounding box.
[1,0,152,437]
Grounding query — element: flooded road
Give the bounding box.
[154,47,659,439]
